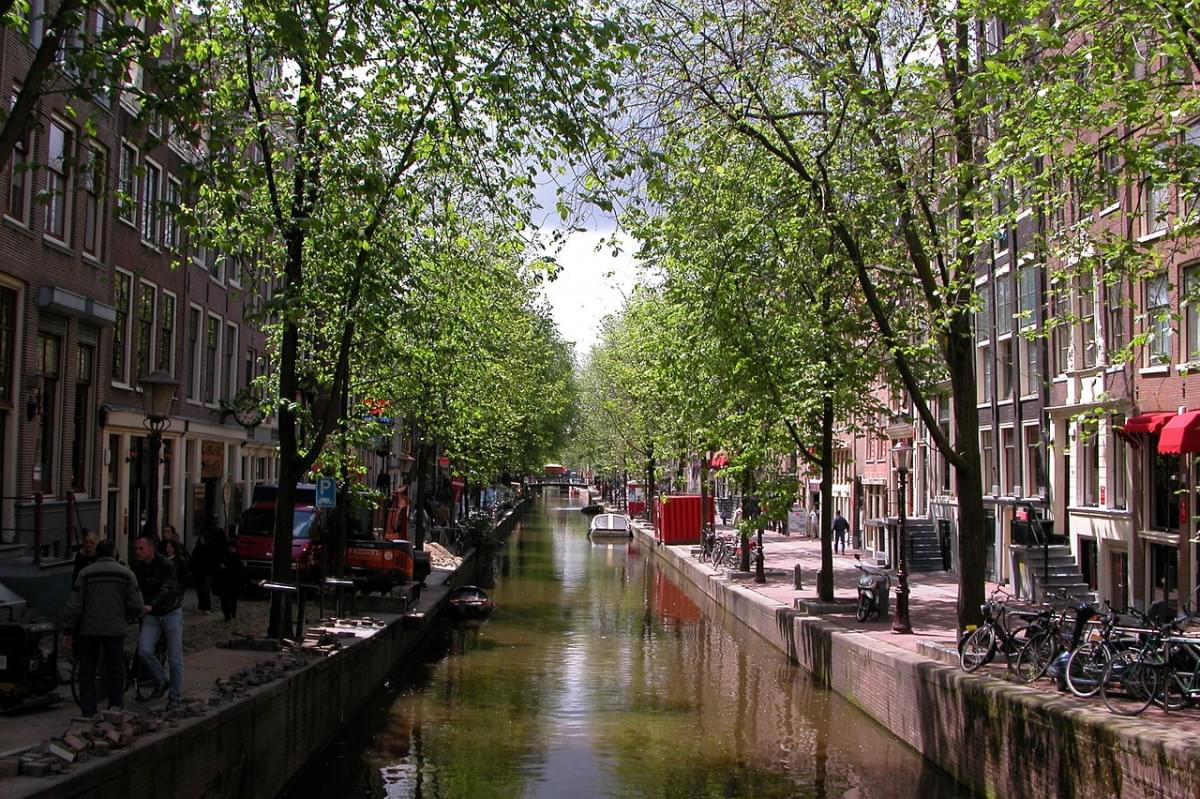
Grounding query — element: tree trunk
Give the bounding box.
[947,314,986,629]
[818,393,835,601]
[647,443,656,525]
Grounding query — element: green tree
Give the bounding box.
[186,0,626,635]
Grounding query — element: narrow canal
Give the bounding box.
[286,492,970,798]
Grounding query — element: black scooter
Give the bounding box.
[854,554,891,622]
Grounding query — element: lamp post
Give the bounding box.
[891,440,913,634]
[138,370,179,538]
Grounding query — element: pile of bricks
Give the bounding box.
[209,653,311,706]
[0,708,164,777]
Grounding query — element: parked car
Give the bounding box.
[236,484,323,583]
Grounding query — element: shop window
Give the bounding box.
[1023,425,1042,497]
[1152,444,1181,532]
[1150,543,1179,606]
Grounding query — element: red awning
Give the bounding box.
[1158,411,1200,455]
[1120,412,1176,436]
[710,451,729,469]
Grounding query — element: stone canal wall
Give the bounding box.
[634,526,1200,799]
[15,501,527,799]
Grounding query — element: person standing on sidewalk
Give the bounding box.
[62,539,143,717]
[214,538,243,622]
[71,530,98,583]
[132,535,183,706]
[833,510,850,554]
[190,529,219,614]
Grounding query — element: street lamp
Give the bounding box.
[138,370,179,538]
[891,440,913,634]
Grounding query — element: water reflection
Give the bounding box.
[286,492,970,798]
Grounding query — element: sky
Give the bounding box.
[540,227,640,358]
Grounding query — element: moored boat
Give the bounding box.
[588,513,631,540]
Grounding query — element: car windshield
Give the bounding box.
[239,508,316,539]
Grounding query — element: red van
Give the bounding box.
[236,484,322,582]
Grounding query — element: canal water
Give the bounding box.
[286,493,970,798]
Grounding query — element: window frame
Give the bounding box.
[111,269,134,386]
[43,117,73,242]
[140,157,161,246]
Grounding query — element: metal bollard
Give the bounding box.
[794,563,803,590]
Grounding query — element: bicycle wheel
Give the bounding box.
[1016,631,1056,683]
[1066,642,1110,698]
[1100,652,1158,716]
[856,594,871,623]
[959,625,997,673]
[69,656,106,707]
[131,648,167,701]
[1155,669,1190,711]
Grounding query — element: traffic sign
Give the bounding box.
[316,477,337,508]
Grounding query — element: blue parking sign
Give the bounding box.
[316,476,337,508]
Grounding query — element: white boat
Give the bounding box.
[589,513,631,540]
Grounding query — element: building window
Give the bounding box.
[71,344,94,492]
[1079,421,1099,506]
[26,0,45,46]
[1079,271,1097,369]
[1101,147,1121,209]
[1144,149,1170,234]
[224,323,237,401]
[164,177,180,250]
[7,92,30,223]
[1023,424,1042,497]
[1147,273,1172,365]
[996,338,1012,398]
[981,429,996,494]
[1050,282,1071,374]
[1111,416,1127,510]
[135,282,155,380]
[996,276,1012,336]
[112,271,132,384]
[186,306,201,401]
[141,160,160,245]
[1001,427,1015,495]
[1017,266,1037,331]
[1186,265,1200,363]
[204,315,219,404]
[81,143,105,258]
[244,347,256,390]
[157,293,175,375]
[43,120,71,240]
[976,284,991,342]
[117,142,137,224]
[1184,123,1200,221]
[1080,538,1098,591]
[33,333,61,495]
[1106,277,1127,363]
[977,344,993,403]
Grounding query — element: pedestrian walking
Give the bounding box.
[162,538,190,608]
[191,530,220,614]
[61,540,143,717]
[808,508,818,539]
[214,538,243,622]
[132,535,183,706]
[71,530,98,582]
[833,510,850,554]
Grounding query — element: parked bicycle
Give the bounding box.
[1014,588,1097,684]
[1100,606,1200,716]
[958,582,1045,673]
[1064,604,1150,698]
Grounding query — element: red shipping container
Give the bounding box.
[654,494,715,545]
[627,500,646,517]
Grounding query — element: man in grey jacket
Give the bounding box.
[62,539,143,716]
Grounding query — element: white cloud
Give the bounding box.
[541,228,639,356]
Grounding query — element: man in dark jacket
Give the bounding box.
[62,539,143,716]
[132,534,183,706]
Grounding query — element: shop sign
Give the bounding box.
[201,441,224,479]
